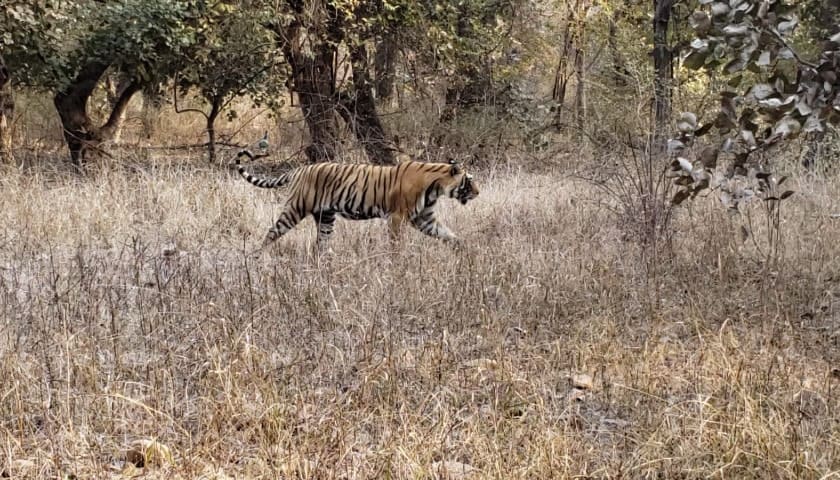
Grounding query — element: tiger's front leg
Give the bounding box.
[410,210,459,244]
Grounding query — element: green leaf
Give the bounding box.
[684,51,708,70]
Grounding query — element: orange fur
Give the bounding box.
[235,154,479,250]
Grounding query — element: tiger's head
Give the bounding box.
[447,161,479,205]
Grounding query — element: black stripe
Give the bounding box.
[355,168,371,212]
[311,166,329,209]
[335,168,360,207]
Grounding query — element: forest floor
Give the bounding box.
[0,155,838,479]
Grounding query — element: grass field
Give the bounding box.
[0,154,838,479]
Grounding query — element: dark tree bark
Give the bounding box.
[0,54,13,164]
[652,0,674,153]
[338,44,395,165]
[54,61,140,165]
[271,16,341,163]
[552,17,574,128]
[270,7,394,165]
[552,0,587,130]
[608,7,630,86]
[373,38,397,101]
[206,96,223,163]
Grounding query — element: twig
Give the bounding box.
[128,141,249,151]
[172,83,208,118]
[768,27,818,70]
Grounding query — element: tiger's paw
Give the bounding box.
[261,231,279,248]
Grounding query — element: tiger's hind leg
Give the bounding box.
[261,205,304,250]
[313,210,337,252]
[388,213,407,243]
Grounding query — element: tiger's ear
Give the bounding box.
[448,158,463,175]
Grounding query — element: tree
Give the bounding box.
[553,0,592,131]
[3,0,207,165]
[652,0,675,152]
[339,41,397,164]
[56,0,206,165]
[1,0,64,164]
[175,3,283,163]
[671,0,840,208]
[799,0,840,168]
[373,38,397,101]
[267,0,345,163]
[0,54,12,163]
[265,0,406,165]
[423,0,524,133]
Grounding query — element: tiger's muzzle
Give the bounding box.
[455,174,479,205]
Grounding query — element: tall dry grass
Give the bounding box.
[0,150,838,479]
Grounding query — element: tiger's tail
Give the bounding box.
[234,149,292,189]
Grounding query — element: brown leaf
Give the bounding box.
[672,190,692,205]
[676,176,694,186]
[698,146,719,168]
[690,11,711,33]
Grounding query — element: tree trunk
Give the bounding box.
[105,73,134,144]
[553,0,587,130]
[0,54,13,164]
[271,17,341,163]
[339,44,395,165]
[206,96,222,163]
[552,19,573,128]
[141,89,163,142]
[608,8,629,86]
[574,33,586,133]
[652,0,674,153]
[272,10,393,164]
[54,61,140,165]
[373,38,397,102]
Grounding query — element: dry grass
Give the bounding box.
[0,152,839,479]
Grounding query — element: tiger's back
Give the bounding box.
[287,162,397,221]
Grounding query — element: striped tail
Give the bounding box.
[234,149,292,189]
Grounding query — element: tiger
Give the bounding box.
[233,148,479,250]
